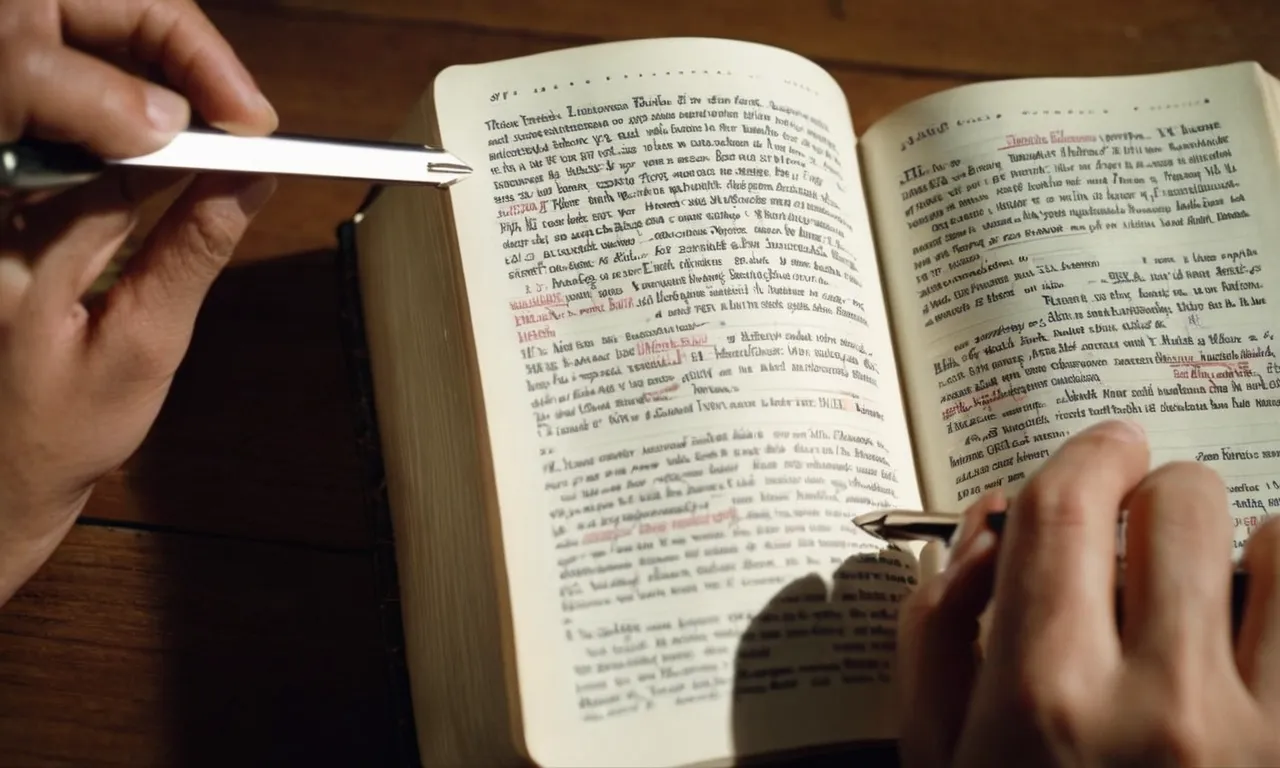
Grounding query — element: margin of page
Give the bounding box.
[432,36,922,767]
[858,61,1280,510]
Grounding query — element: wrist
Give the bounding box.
[0,487,90,606]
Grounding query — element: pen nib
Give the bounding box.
[851,510,886,528]
[851,510,889,540]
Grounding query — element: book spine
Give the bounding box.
[335,218,421,767]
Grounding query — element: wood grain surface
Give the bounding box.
[0,1,1272,765]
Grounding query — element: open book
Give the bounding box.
[347,37,1280,767]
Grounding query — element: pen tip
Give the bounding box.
[851,510,887,527]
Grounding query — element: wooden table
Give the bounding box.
[2,1,1278,765]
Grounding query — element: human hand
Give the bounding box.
[0,0,278,604]
[898,419,1280,766]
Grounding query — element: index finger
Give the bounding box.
[59,0,277,136]
[986,419,1150,670]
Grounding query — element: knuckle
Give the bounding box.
[1017,469,1091,533]
[1147,704,1211,765]
[100,288,183,380]
[1010,668,1089,743]
[178,205,243,271]
[123,345,179,383]
[0,40,39,100]
[1130,461,1228,534]
[132,0,195,68]
[0,40,45,82]
[136,0,176,40]
[0,2,57,41]
[123,325,183,382]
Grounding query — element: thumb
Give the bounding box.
[897,490,1004,768]
[1,43,189,158]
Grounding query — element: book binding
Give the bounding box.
[335,211,422,768]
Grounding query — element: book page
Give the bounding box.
[860,63,1280,552]
[432,38,922,767]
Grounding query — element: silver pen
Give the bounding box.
[853,508,1006,545]
[854,507,1249,629]
[0,129,472,190]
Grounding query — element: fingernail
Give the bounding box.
[235,175,277,216]
[210,95,280,136]
[257,94,280,132]
[1089,418,1146,443]
[144,84,190,137]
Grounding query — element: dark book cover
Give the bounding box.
[335,212,422,768]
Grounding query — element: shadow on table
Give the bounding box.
[728,544,928,768]
[127,251,411,766]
